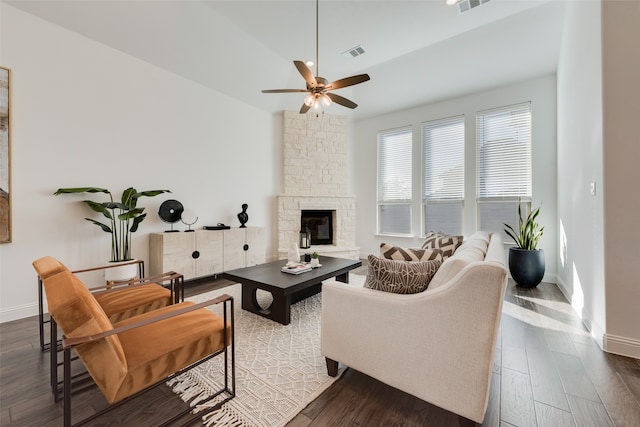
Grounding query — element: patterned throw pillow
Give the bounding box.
[379,243,444,262]
[421,231,464,259]
[364,255,442,294]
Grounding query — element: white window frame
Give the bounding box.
[377,126,413,236]
[476,102,532,238]
[422,115,465,236]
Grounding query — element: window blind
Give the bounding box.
[377,127,412,234]
[477,102,532,199]
[477,102,532,235]
[378,127,412,201]
[422,116,465,234]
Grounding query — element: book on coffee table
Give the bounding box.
[281,263,312,275]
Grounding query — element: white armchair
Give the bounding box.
[321,233,507,426]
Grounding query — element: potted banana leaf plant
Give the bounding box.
[54,186,170,280]
[504,201,545,288]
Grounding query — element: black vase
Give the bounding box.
[508,248,545,288]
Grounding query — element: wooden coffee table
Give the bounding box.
[223,256,362,325]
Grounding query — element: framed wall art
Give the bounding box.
[1,66,11,243]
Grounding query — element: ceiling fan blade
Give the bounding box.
[294,60,318,88]
[262,89,308,93]
[326,92,358,109]
[327,74,370,90]
[299,103,311,114]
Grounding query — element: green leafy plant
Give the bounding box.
[54,187,170,262]
[504,202,544,250]
[312,251,319,259]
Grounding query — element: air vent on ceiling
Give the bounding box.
[458,0,491,14]
[341,45,366,58]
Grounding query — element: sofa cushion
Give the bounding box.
[421,231,464,258]
[428,233,490,289]
[380,243,444,262]
[364,255,442,294]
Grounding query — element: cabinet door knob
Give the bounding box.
[192,251,200,259]
[243,244,249,251]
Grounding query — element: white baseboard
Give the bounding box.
[604,334,640,359]
[555,276,606,351]
[0,302,39,323]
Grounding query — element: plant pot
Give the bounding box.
[104,260,139,283]
[310,257,320,268]
[508,248,545,288]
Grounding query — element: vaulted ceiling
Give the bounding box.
[5,0,567,120]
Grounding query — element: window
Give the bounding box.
[476,102,532,237]
[377,127,412,235]
[422,116,465,235]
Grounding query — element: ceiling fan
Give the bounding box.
[261,0,370,114]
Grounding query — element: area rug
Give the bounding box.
[167,283,347,427]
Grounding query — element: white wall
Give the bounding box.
[557,0,640,359]
[556,0,606,347]
[352,75,558,282]
[0,5,280,322]
[601,0,640,357]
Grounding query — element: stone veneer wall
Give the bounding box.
[278,111,358,259]
[283,111,348,196]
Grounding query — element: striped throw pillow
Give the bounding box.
[379,243,444,262]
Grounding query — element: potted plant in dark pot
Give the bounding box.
[504,202,545,288]
[54,186,170,281]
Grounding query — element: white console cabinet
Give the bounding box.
[149,227,265,280]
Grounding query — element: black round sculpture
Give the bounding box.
[158,199,184,232]
[237,204,249,228]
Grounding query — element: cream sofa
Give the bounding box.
[320,232,508,426]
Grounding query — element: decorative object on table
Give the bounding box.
[504,201,545,288]
[237,203,248,228]
[158,199,183,232]
[0,66,11,244]
[299,227,311,249]
[203,223,230,230]
[54,186,170,266]
[180,209,198,232]
[310,251,320,268]
[303,253,312,263]
[287,242,301,264]
[281,262,312,275]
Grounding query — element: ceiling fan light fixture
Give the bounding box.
[445,0,460,5]
[304,93,315,107]
[305,60,314,67]
[320,93,331,107]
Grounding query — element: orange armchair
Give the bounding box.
[33,257,184,401]
[35,256,235,427]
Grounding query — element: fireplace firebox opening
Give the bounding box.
[301,210,334,245]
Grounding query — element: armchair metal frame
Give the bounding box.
[62,294,235,427]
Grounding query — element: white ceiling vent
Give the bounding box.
[458,0,491,14]
[342,45,366,58]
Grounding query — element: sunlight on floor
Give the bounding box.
[502,300,590,338]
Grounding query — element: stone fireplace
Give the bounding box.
[277,111,359,260]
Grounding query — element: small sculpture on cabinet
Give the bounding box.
[237,203,249,228]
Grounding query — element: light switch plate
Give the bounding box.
[590,182,596,196]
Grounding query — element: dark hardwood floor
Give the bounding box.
[1,270,639,426]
